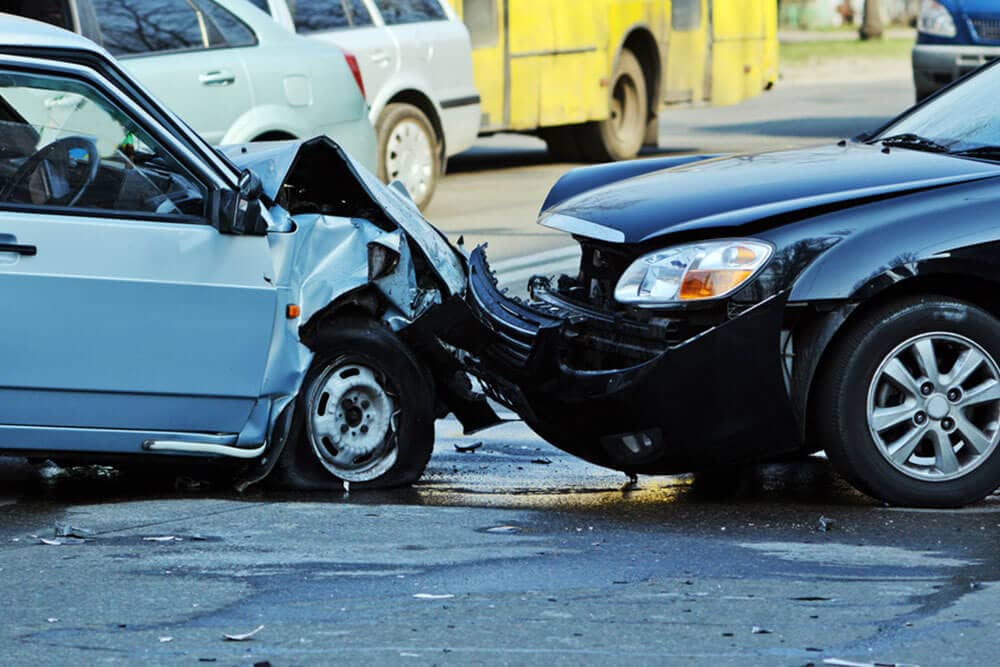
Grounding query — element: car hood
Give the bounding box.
[540,143,1000,245]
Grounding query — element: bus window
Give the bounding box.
[463,0,498,49]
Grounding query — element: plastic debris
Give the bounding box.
[54,524,94,539]
[38,537,86,546]
[223,625,264,642]
[35,460,67,481]
[486,525,521,534]
[531,458,552,465]
[46,618,58,623]
[817,516,835,532]
[413,593,454,600]
[454,442,483,453]
[159,636,173,643]
[143,536,182,543]
[751,626,771,634]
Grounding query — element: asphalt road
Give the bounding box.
[4,76,998,666]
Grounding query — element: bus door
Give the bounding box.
[460,0,507,131]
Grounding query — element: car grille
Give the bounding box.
[970,17,1000,43]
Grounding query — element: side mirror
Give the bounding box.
[218,169,267,235]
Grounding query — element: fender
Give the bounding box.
[540,154,722,214]
[221,104,311,145]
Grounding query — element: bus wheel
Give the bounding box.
[580,49,647,162]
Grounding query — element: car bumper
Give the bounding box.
[912,44,1000,98]
[452,247,800,474]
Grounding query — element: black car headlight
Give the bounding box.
[614,239,773,306]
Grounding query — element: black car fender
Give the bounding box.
[540,154,722,213]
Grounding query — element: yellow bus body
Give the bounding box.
[451,0,777,139]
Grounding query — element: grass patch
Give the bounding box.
[781,38,913,64]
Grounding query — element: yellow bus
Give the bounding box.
[449,0,778,161]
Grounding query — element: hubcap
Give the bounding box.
[867,332,1000,482]
[609,73,641,145]
[306,360,399,482]
[384,119,433,204]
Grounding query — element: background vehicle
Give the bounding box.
[912,0,1000,101]
[447,0,778,162]
[7,0,377,170]
[0,15,491,489]
[453,58,1000,508]
[250,0,480,209]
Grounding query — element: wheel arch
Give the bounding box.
[380,89,446,164]
[616,25,661,136]
[794,272,1000,446]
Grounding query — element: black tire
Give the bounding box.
[577,49,648,162]
[376,102,440,210]
[271,318,435,491]
[816,296,1000,507]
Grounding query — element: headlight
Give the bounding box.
[614,239,773,306]
[917,0,957,38]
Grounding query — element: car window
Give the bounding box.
[879,64,1000,152]
[245,0,270,13]
[293,0,373,33]
[90,0,220,56]
[0,0,74,29]
[194,0,258,47]
[462,0,497,49]
[0,70,206,218]
[374,0,446,25]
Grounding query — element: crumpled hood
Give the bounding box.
[541,143,1000,244]
[222,138,465,297]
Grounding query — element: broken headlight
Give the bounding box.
[614,239,773,306]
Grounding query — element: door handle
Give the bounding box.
[199,70,236,86]
[371,50,392,66]
[0,243,36,256]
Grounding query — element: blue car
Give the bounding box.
[913,0,1000,100]
[0,16,495,489]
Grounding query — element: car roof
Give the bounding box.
[0,13,102,54]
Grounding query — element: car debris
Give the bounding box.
[143,536,183,543]
[413,593,455,600]
[454,442,483,453]
[223,625,264,642]
[158,637,173,643]
[531,458,552,465]
[38,537,86,546]
[817,516,836,532]
[54,525,94,539]
[750,626,771,634]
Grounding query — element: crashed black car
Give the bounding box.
[450,60,1000,508]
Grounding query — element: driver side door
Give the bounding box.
[0,60,276,452]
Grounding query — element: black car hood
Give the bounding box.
[541,143,1000,244]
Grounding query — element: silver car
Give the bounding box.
[7,0,377,170]
[0,15,496,489]
[252,0,481,209]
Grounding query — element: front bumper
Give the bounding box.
[454,247,800,474]
[912,44,1000,98]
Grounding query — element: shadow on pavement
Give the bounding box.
[697,116,891,138]
[447,144,699,174]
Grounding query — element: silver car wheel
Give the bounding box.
[305,359,399,482]
[384,118,433,204]
[867,332,1000,482]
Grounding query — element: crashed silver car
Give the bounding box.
[0,16,496,488]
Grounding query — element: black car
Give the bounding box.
[446,60,1000,508]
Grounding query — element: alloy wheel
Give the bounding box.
[384,118,433,204]
[867,332,1000,482]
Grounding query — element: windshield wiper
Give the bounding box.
[878,133,951,153]
[950,145,1000,161]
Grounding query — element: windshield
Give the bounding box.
[876,63,1000,153]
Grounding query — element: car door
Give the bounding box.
[0,60,276,449]
[371,0,467,107]
[82,0,255,145]
[289,0,397,106]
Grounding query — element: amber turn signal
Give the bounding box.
[286,304,301,319]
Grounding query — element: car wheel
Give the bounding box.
[272,318,435,490]
[377,102,440,210]
[817,296,1000,507]
[577,49,648,162]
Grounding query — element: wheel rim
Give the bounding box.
[384,118,433,204]
[306,359,399,482]
[609,73,641,145]
[866,332,1000,482]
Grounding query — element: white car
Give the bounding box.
[251,0,481,209]
[7,0,377,171]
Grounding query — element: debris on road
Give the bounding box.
[46,618,58,623]
[822,659,919,667]
[531,458,552,465]
[143,536,182,543]
[223,625,264,642]
[486,525,521,534]
[54,524,94,539]
[158,636,173,643]
[454,442,483,453]
[38,537,86,546]
[751,626,771,634]
[817,516,835,532]
[413,593,455,600]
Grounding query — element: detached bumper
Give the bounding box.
[457,247,800,474]
[913,44,1000,99]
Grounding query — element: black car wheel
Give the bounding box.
[272,318,435,490]
[817,296,1000,507]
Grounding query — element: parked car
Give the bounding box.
[0,15,496,488]
[450,59,1000,508]
[913,0,1000,101]
[249,0,480,209]
[6,0,377,170]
